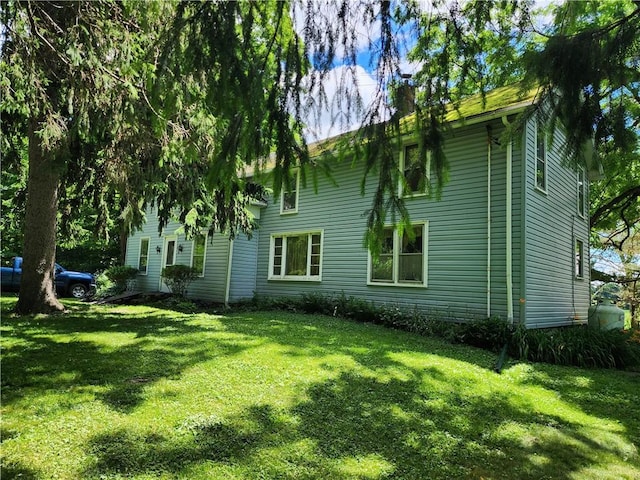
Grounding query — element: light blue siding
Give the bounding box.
[125,111,589,328]
[255,120,525,322]
[186,233,231,301]
[125,206,234,303]
[229,232,260,301]
[125,210,163,293]
[522,118,591,327]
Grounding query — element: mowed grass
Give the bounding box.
[1,296,639,480]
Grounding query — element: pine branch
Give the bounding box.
[591,185,640,229]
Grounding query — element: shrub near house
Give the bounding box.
[161,265,199,296]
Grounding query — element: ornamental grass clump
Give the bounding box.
[510,325,640,369]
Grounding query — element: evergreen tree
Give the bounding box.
[1,1,308,313]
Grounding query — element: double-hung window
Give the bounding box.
[577,168,586,218]
[191,233,207,277]
[369,223,428,287]
[280,169,300,214]
[536,123,547,192]
[270,231,322,281]
[138,237,150,274]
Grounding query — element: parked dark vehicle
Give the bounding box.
[0,257,96,299]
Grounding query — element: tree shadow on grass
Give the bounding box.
[218,312,640,478]
[81,367,640,479]
[84,405,285,478]
[3,302,639,478]
[502,362,640,453]
[0,462,40,480]
[293,369,640,479]
[77,307,639,479]
[1,305,249,412]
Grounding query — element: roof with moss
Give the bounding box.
[245,83,540,176]
[310,83,539,156]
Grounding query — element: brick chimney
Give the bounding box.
[395,73,415,117]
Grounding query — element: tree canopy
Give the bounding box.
[1,0,638,314]
[1,0,309,312]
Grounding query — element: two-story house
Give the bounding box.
[125,85,593,328]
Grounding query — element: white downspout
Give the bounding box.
[487,129,492,318]
[502,116,514,324]
[224,237,234,308]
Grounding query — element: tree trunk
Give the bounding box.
[119,222,129,265]
[16,119,65,314]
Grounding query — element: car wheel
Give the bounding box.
[69,283,88,299]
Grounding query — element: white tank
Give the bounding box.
[588,298,626,331]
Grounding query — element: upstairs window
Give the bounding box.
[191,233,207,277]
[400,144,432,197]
[402,144,424,195]
[280,169,300,214]
[577,169,586,217]
[270,231,322,281]
[138,237,150,274]
[369,223,428,287]
[536,124,547,192]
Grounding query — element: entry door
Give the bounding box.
[159,235,177,292]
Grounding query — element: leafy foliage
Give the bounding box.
[0,0,306,312]
[161,265,198,297]
[105,265,139,292]
[511,324,640,369]
[94,265,140,299]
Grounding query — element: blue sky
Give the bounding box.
[297,0,557,141]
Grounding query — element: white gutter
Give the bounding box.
[446,100,535,131]
[502,116,514,324]
[224,237,234,308]
[487,130,492,318]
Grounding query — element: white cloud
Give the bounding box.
[295,0,556,141]
[302,65,382,141]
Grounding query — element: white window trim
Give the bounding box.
[280,169,300,215]
[137,237,150,275]
[535,122,548,194]
[575,238,585,280]
[367,222,428,288]
[399,144,431,198]
[577,168,586,218]
[190,232,208,278]
[268,230,323,281]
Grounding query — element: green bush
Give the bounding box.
[97,265,139,297]
[335,293,378,323]
[106,265,139,290]
[300,292,335,315]
[161,265,198,297]
[94,271,115,298]
[456,317,512,352]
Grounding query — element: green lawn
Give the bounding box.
[1,296,639,480]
